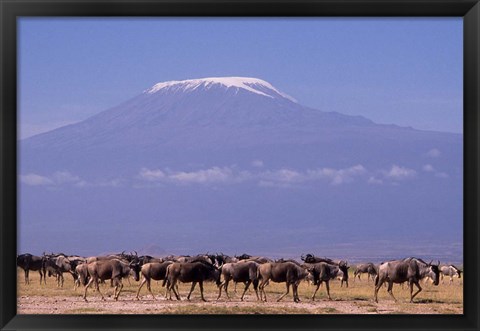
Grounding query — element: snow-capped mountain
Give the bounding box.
[19,77,463,261]
[23,77,373,151]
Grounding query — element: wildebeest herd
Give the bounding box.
[16,252,462,304]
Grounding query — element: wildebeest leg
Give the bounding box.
[113,279,119,299]
[259,279,271,302]
[146,278,157,300]
[38,270,43,285]
[163,279,171,299]
[325,280,332,300]
[253,279,260,301]
[217,279,229,301]
[216,281,224,300]
[410,281,422,302]
[240,280,251,301]
[114,279,123,301]
[258,280,267,302]
[386,281,397,302]
[170,280,181,301]
[374,276,384,303]
[312,281,321,301]
[136,277,147,300]
[94,279,106,301]
[292,283,299,303]
[25,269,29,285]
[83,277,95,301]
[277,283,290,302]
[187,282,197,300]
[199,281,207,302]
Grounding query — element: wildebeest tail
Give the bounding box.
[374,274,379,286]
[162,265,170,288]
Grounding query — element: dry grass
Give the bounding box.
[17,269,463,314]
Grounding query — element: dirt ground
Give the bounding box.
[17,293,462,315]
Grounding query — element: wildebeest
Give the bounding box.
[257,261,311,303]
[75,263,89,289]
[374,257,440,303]
[83,259,141,301]
[440,265,462,284]
[135,261,174,300]
[307,262,347,300]
[137,255,164,265]
[301,253,335,264]
[17,253,46,285]
[217,261,260,301]
[162,261,221,302]
[353,263,377,282]
[237,254,273,264]
[43,254,74,287]
[214,253,238,265]
[301,254,350,288]
[86,251,138,264]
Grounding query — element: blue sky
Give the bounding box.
[18,18,463,138]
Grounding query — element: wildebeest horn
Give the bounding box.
[429,260,433,265]
[437,260,440,266]
[134,250,138,256]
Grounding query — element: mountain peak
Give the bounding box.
[144,76,297,102]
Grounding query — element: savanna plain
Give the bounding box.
[17,271,463,314]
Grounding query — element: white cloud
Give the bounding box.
[251,160,264,168]
[139,168,166,181]
[261,168,304,183]
[258,164,366,186]
[169,167,234,184]
[426,148,441,158]
[138,166,248,185]
[52,171,82,184]
[20,173,54,186]
[306,164,367,185]
[383,165,416,180]
[20,171,121,188]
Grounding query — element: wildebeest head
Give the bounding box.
[128,261,141,281]
[451,265,462,278]
[301,253,315,263]
[235,253,251,260]
[427,261,441,286]
[338,262,349,281]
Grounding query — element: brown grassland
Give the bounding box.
[17,269,463,314]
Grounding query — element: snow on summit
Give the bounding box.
[145,77,297,102]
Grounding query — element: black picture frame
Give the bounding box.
[1,0,479,330]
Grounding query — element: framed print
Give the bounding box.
[1,0,479,330]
